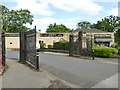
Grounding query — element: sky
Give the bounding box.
[0,0,120,33]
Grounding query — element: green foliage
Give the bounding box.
[40,43,46,49]
[48,45,53,49]
[115,29,120,44]
[46,23,73,33]
[73,42,79,54]
[91,15,120,32]
[1,5,33,33]
[80,15,120,44]
[90,15,120,44]
[115,44,120,49]
[53,39,69,50]
[77,21,92,29]
[111,44,115,48]
[93,47,118,57]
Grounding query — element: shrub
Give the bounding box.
[40,43,46,49]
[48,45,53,49]
[111,44,115,48]
[115,44,120,49]
[53,39,69,50]
[93,47,118,57]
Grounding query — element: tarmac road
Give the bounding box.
[39,52,118,88]
[6,49,118,88]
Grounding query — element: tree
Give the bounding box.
[1,5,33,33]
[77,21,91,29]
[46,23,73,33]
[91,15,120,32]
[115,29,120,44]
[91,15,120,43]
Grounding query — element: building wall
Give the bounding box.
[37,33,70,48]
[73,32,114,46]
[5,32,115,49]
[87,32,114,46]
[5,37,20,49]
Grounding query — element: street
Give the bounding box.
[6,49,118,88]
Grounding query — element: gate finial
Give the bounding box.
[34,26,36,29]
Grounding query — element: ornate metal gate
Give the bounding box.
[20,26,39,70]
[69,31,93,59]
[26,27,36,67]
[2,31,5,66]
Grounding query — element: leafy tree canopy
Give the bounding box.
[115,29,120,44]
[91,15,120,32]
[0,5,34,33]
[46,23,73,33]
[77,15,120,44]
[77,21,91,29]
[91,15,120,44]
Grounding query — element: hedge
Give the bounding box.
[93,47,118,57]
[40,43,46,49]
[115,44,120,49]
[53,42,69,50]
[48,45,53,49]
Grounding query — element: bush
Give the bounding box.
[53,39,69,50]
[111,44,115,48]
[48,45,53,49]
[115,44,120,49]
[93,47,118,57]
[40,43,46,49]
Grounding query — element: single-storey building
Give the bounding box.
[5,29,114,49]
[5,33,20,49]
[73,29,114,47]
[36,33,70,48]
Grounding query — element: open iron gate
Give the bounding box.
[2,31,5,67]
[20,26,39,70]
[69,31,93,59]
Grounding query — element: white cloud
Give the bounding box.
[108,8,118,16]
[47,0,103,14]
[1,0,105,31]
[2,0,103,15]
[93,0,119,2]
[25,17,81,33]
[0,0,17,2]
[13,0,54,16]
[2,0,119,2]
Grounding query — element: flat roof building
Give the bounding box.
[5,29,115,49]
[36,32,70,48]
[73,29,114,47]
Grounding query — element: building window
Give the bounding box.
[10,42,12,44]
[40,34,64,37]
[39,41,41,43]
[39,40,44,43]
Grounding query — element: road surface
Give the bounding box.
[39,52,118,88]
[6,49,118,88]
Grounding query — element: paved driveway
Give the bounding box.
[6,50,118,88]
[6,49,19,61]
[39,52,118,88]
